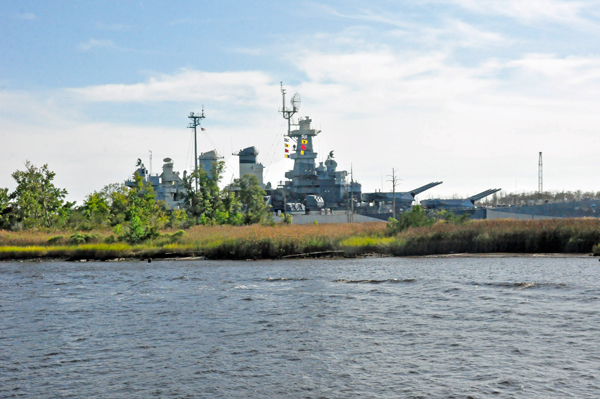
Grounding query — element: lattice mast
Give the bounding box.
[187,107,205,191]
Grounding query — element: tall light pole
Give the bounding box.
[188,107,205,191]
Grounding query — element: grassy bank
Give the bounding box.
[2,219,600,261]
[0,223,387,261]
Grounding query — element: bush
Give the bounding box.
[68,232,100,245]
[47,235,64,244]
[387,205,435,235]
[281,213,293,225]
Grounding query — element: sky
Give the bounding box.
[2,0,600,203]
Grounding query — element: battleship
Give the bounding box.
[124,84,600,222]
[125,84,447,222]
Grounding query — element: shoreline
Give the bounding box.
[1,252,595,263]
[3,218,600,262]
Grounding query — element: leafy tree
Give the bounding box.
[436,210,471,225]
[387,205,434,235]
[232,174,270,225]
[182,161,225,224]
[82,191,111,227]
[116,172,168,242]
[11,161,68,228]
[0,188,12,229]
[216,190,243,225]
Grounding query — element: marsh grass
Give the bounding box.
[0,223,387,260]
[390,218,600,256]
[2,219,599,260]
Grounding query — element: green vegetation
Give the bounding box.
[2,161,600,262]
[0,160,271,236]
[480,189,600,206]
[2,218,600,261]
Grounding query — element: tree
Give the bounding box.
[232,174,270,224]
[182,161,225,224]
[387,205,434,235]
[11,161,68,228]
[82,191,111,227]
[0,188,12,229]
[116,172,168,242]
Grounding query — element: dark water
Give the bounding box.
[1,256,600,398]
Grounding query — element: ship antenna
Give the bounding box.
[279,82,300,136]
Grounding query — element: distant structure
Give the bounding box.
[420,188,501,210]
[538,152,543,195]
[362,182,443,211]
[199,150,223,179]
[233,146,265,188]
[126,158,186,209]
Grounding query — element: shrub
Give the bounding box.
[387,205,434,235]
[47,235,65,244]
[68,232,100,245]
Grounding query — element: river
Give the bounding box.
[1,256,599,398]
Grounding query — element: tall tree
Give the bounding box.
[11,161,68,228]
[117,172,168,242]
[232,174,269,224]
[182,161,225,224]
[0,188,11,229]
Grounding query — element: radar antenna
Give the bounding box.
[279,82,300,136]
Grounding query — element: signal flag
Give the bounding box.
[285,143,290,148]
[301,139,308,144]
[285,149,289,153]
[300,150,304,155]
[301,145,306,150]
[285,154,289,158]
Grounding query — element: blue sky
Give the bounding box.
[3,0,600,202]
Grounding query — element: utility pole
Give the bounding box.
[538,152,543,198]
[387,168,401,219]
[188,107,205,192]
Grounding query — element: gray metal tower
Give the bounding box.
[538,152,543,194]
[187,107,205,191]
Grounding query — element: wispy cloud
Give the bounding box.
[315,5,507,50]
[15,12,36,20]
[442,0,598,28]
[68,69,277,105]
[78,39,118,51]
[229,47,264,56]
[507,53,600,86]
[95,22,130,31]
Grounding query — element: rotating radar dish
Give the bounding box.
[291,93,301,112]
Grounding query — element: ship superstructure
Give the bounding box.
[274,84,361,210]
[126,157,186,209]
[125,84,446,217]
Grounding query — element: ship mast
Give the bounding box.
[188,107,205,191]
[279,82,299,136]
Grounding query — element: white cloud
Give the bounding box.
[78,39,118,51]
[15,12,36,20]
[68,69,278,106]
[508,53,600,85]
[8,46,600,198]
[443,0,597,28]
[95,23,129,31]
